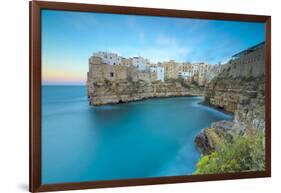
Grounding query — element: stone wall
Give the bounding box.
[89,63,128,82]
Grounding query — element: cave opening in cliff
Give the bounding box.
[118,99,124,103]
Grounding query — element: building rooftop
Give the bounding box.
[232,41,265,58]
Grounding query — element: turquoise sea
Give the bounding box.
[42,85,233,184]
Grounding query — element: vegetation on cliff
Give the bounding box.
[194,130,265,174]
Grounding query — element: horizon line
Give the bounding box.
[42,84,86,86]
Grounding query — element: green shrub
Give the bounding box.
[194,130,265,174]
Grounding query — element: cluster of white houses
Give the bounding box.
[90,51,223,85]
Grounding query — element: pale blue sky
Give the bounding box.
[42,9,265,85]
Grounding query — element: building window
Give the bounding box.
[110,72,114,77]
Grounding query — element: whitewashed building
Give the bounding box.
[156,66,165,82]
[191,63,200,75]
[132,57,150,71]
[93,51,122,65]
[150,65,165,82]
[179,71,192,79]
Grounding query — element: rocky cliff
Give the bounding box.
[88,79,203,105]
[195,43,265,154]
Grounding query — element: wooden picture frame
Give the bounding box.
[30,0,271,192]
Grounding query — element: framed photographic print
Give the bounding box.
[30,0,271,192]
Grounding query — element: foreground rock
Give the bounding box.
[195,121,247,154]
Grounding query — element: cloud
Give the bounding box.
[64,12,98,31]
[126,16,146,44]
[156,35,178,46]
[127,16,137,28]
[138,31,145,42]
[141,47,190,63]
[151,35,191,62]
[175,19,211,34]
[200,38,243,64]
[113,34,192,63]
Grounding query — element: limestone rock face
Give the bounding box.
[195,44,266,155]
[205,75,264,120]
[87,79,203,106]
[196,76,265,154]
[204,43,265,131]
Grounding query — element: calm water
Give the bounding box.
[42,85,232,184]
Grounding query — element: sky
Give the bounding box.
[42,10,265,85]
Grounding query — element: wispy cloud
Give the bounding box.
[155,35,178,46]
[127,16,137,28]
[176,19,211,34]
[126,16,146,44]
[112,34,192,63]
[63,12,98,31]
[151,34,191,62]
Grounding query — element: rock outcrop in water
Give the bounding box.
[195,42,265,154]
